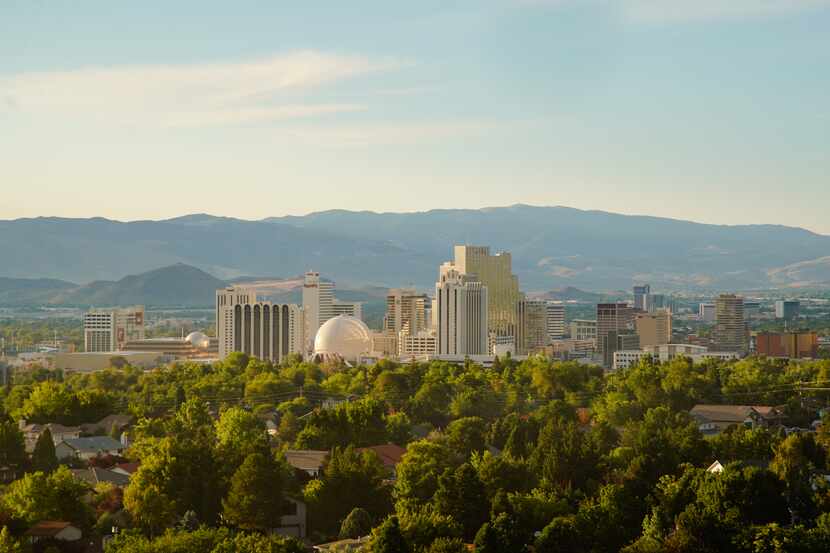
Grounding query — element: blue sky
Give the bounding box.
[1,1,828,232]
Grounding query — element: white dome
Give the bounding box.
[186,331,210,349]
[313,315,372,362]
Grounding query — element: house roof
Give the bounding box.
[21,423,81,435]
[60,436,123,453]
[71,467,131,487]
[285,450,329,472]
[359,445,406,468]
[114,462,140,475]
[81,414,132,433]
[690,404,762,423]
[25,521,75,537]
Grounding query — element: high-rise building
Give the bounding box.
[216,287,304,362]
[452,246,520,338]
[398,330,438,358]
[775,300,800,320]
[84,307,145,352]
[516,299,548,355]
[545,302,566,342]
[570,319,597,344]
[302,272,335,351]
[597,303,634,367]
[699,303,716,323]
[756,331,817,358]
[633,284,651,311]
[647,294,675,314]
[435,264,489,355]
[635,309,672,347]
[602,331,640,368]
[714,294,747,353]
[217,287,257,356]
[332,300,363,321]
[385,289,428,336]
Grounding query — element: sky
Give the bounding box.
[1,1,829,232]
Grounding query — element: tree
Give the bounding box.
[223,452,284,531]
[0,419,25,474]
[394,440,455,514]
[371,516,409,553]
[1,466,92,528]
[771,433,827,521]
[340,507,373,539]
[215,407,269,470]
[531,417,599,492]
[0,527,22,553]
[124,480,177,537]
[304,446,390,536]
[434,463,489,541]
[474,513,524,553]
[31,427,58,473]
[278,411,300,443]
[535,517,584,553]
[445,416,487,459]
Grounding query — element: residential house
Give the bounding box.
[25,521,83,545]
[285,450,329,478]
[275,497,307,539]
[20,422,81,452]
[359,444,406,480]
[56,436,124,460]
[689,404,783,435]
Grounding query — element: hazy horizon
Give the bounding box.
[3,203,830,238]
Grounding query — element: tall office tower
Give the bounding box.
[216,290,304,361]
[570,319,598,344]
[714,294,747,352]
[635,309,672,347]
[545,302,566,342]
[699,303,716,322]
[302,271,335,351]
[647,294,674,314]
[452,245,520,338]
[332,300,363,321]
[84,306,145,352]
[775,300,800,320]
[217,287,257,356]
[597,303,634,367]
[633,284,651,311]
[435,264,489,355]
[385,288,428,336]
[516,299,548,355]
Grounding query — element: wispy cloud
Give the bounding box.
[517,0,830,22]
[0,51,400,127]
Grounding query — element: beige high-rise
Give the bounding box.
[453,245,520,338]
[385,288,428,336]
[635,309,672,347]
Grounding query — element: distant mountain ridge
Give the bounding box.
[2,205,830,291]
[0,264,226,307]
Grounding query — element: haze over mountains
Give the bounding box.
[2,205,830,295]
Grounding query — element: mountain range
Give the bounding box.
[2,205,830,292]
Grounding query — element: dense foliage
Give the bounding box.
[3,352,830,551]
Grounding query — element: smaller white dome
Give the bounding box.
[313,315,372,363]
[186,331,210,349]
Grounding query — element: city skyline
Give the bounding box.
[2,1,830,232]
